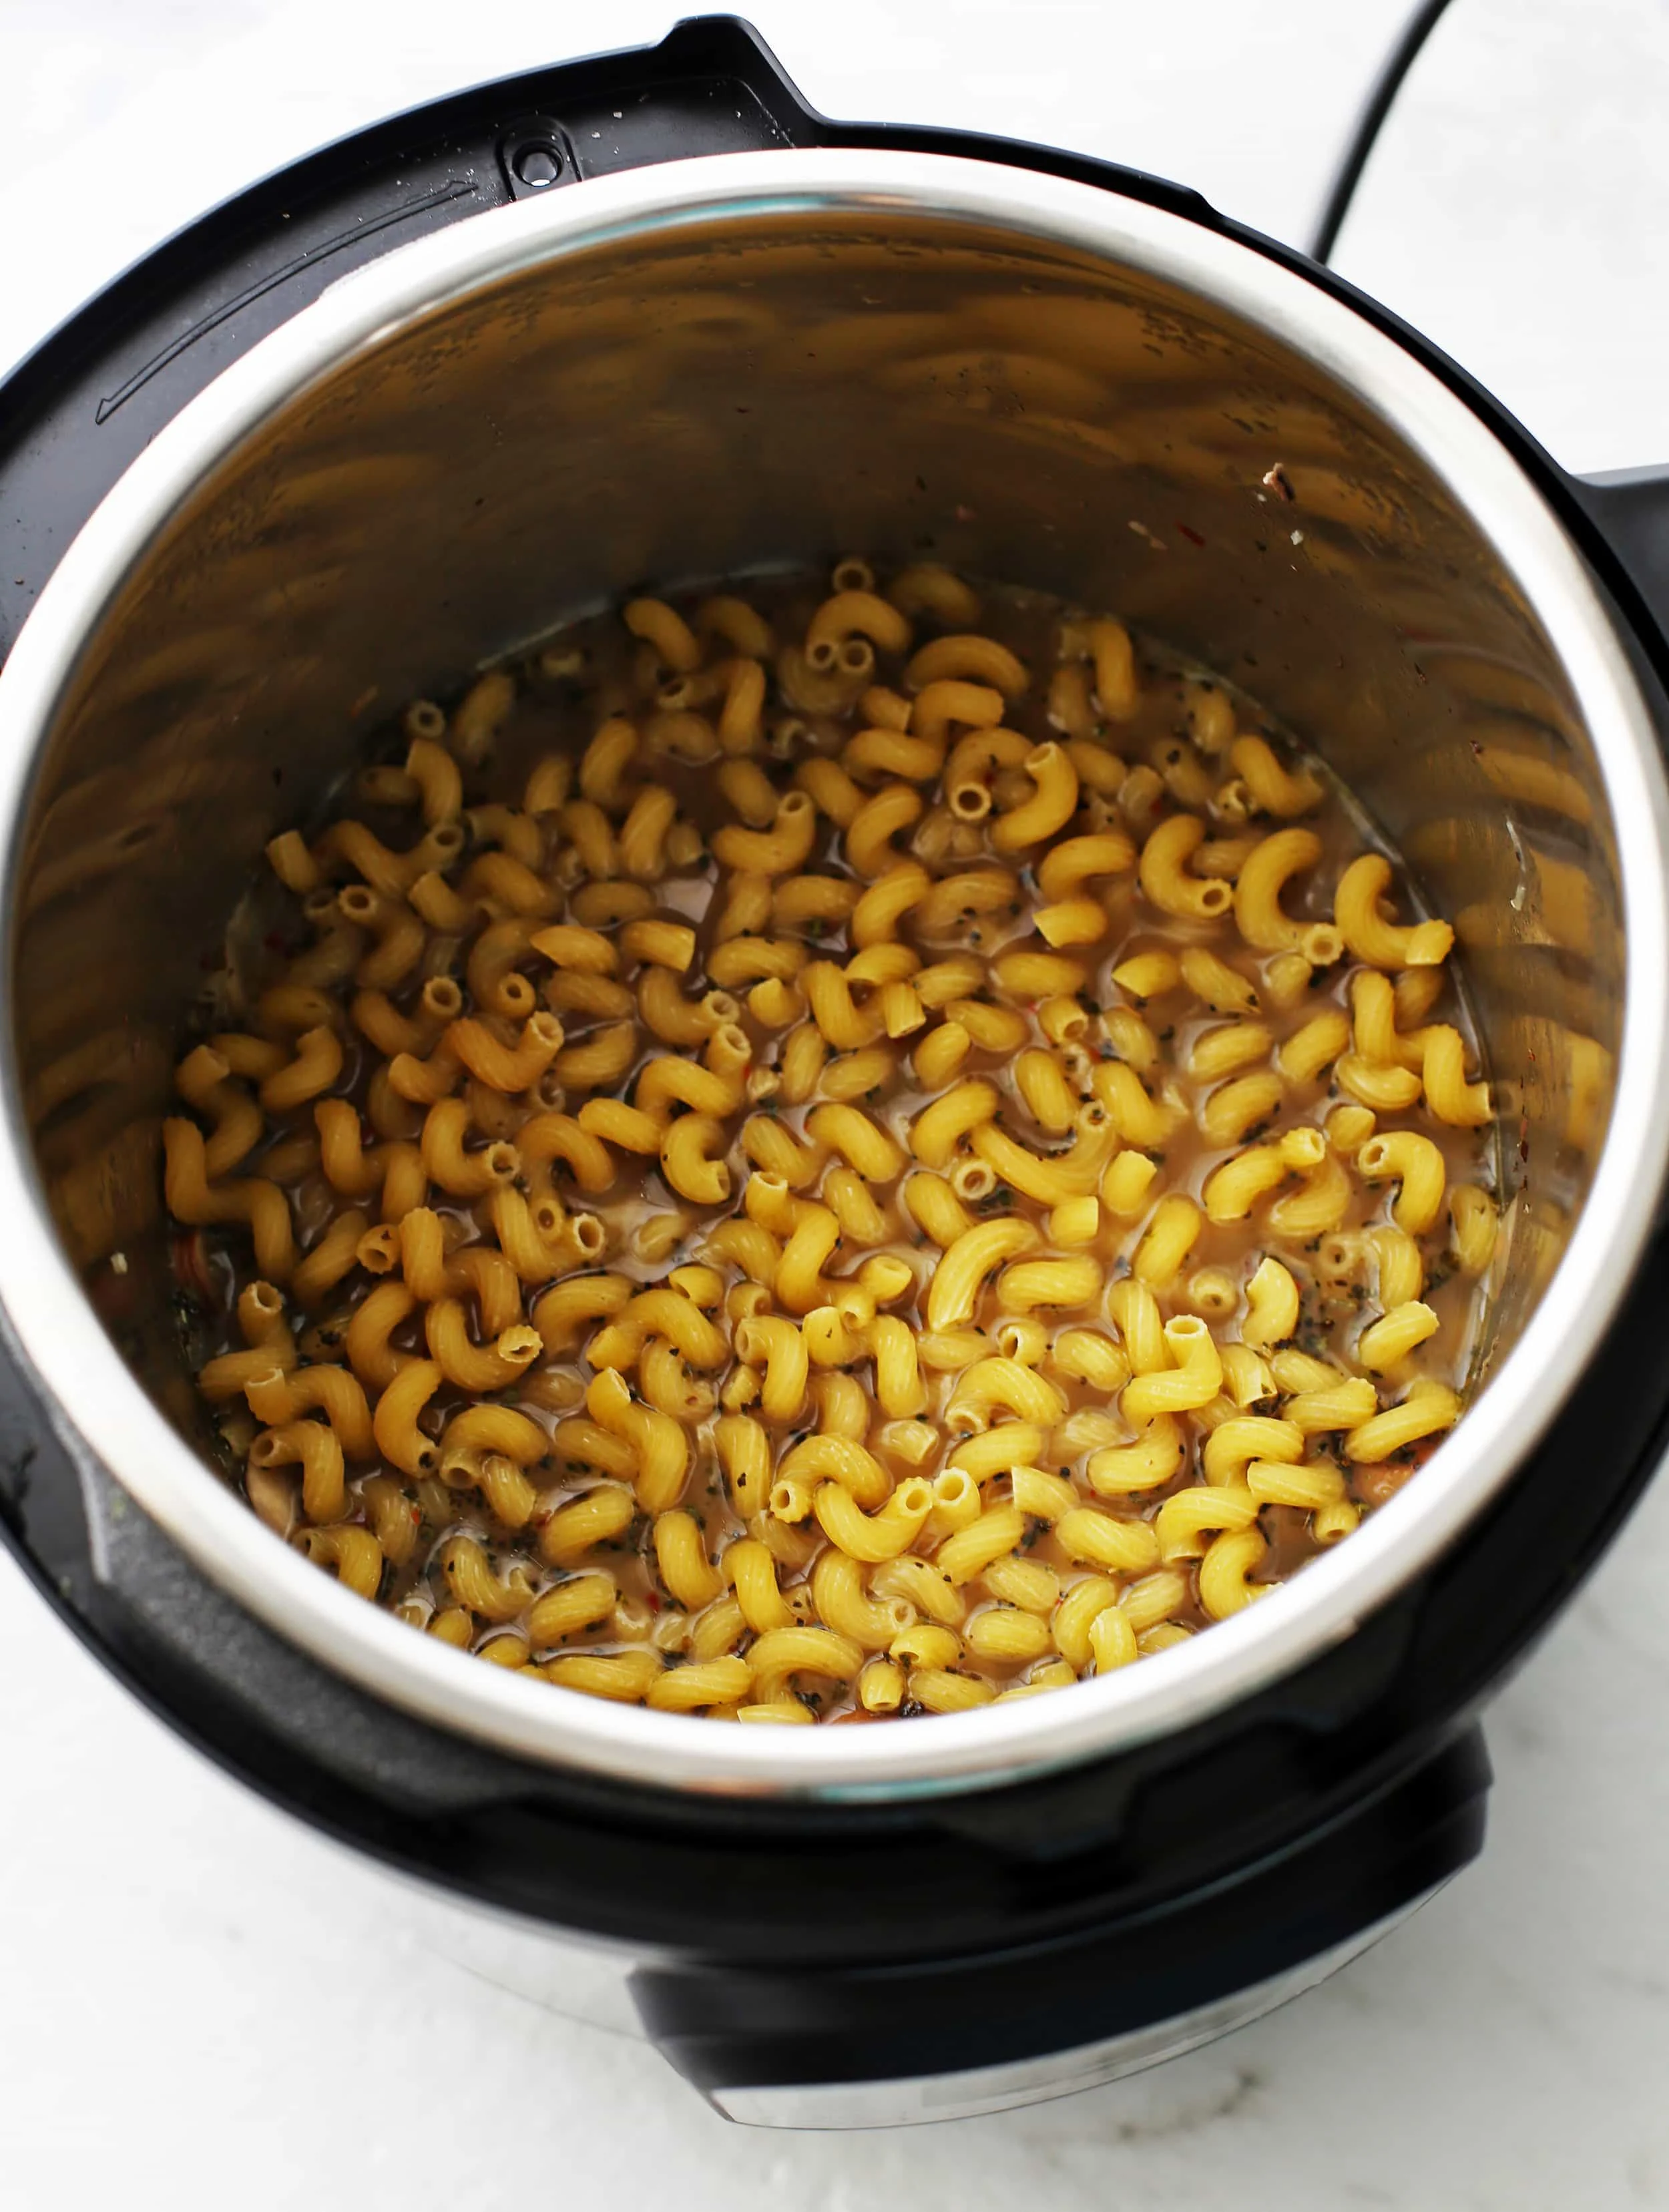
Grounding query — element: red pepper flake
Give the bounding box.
[171,1229,213,1304]
[644,1590,661,1612]
[1176,522,1206,547]
[1261,463,1295,503]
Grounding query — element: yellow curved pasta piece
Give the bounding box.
[812,1477,934,1562]
[1335,853,1455,968]
[1139,815,1232,921]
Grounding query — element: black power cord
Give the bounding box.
[1310,0,1461,262]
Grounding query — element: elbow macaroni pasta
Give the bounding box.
[168,564,1497,1720]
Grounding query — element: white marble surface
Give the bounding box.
[3,2,1669,2203]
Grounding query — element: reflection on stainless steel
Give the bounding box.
[0,151,1664,1795]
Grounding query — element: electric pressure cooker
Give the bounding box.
[3,15,1669,2126]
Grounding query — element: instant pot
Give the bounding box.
[3,14,1669,2127]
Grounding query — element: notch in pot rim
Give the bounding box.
[0,148,1664,1799]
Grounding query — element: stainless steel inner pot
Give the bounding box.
[1,149,1664,1797]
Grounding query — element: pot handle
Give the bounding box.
[1566,468,1669,678]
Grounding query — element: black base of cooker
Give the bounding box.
[5,14,1669,2108]
[635,1728,1490,2112]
